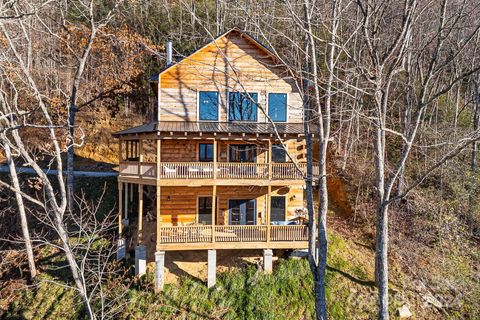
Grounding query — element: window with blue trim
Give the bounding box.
[268,93,287,122]
[199,91,218,121]
[228,92,258,121]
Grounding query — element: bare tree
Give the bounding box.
[355,0,480,318]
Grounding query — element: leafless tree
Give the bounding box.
[354,0,480,318]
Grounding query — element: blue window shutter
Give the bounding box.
[199,91,218,121]
[268,93,287,122]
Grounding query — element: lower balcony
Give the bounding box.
[119,161,318,186]
[157,224,309,250]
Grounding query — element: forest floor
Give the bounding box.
[0,213,458,320]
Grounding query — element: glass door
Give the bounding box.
[228,199,256,225]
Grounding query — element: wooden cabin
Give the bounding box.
[113,28,318,290]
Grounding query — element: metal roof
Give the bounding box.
[112,121,310,137]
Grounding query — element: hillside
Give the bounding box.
[0,221,452,320]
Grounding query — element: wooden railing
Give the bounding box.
[217,163,269,179]
[159,226,213,243]
[120,161,318,180]
[215,225,268,242]
[158,225,308,244]
[270,225,308,241]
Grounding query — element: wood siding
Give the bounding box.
[159,30,303,123]
[153,185,304,226]
[158,139,305,163]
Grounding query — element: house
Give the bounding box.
[113,28,319,291]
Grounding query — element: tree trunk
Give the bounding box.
[2,136,37,279]
[66,103,76,212]
[375,203,389,320]
[472,86,479,172]
[316,150,329,320]
[374,122,389,319]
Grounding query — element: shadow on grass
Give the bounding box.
[327,264,375,287]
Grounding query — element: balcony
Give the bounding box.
[157,224,309,250]
[119,161,319,186]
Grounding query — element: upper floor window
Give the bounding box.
[228,92,258,121]
[268,93,287,122]
[272,144,287,162]
[199,91,218,121]
[199,143,214,162]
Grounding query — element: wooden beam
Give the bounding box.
[124,183,128,219]
[119,138,123,162]
[213,139,217,180]
[268,140,272,180]
[156,186,161,250]
[118,182,123,236]
[138,184,144,244]
[212,185,217,243]
[157,241,309,251]
[156,139,161,180]
[266,185,271,243]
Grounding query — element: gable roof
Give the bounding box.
[150,27,288,82]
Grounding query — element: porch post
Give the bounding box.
[135,183,146,276]
[119,138,123,161]
[117,181,125,260]
[213,139,217,179]
[118,182,123,236]
[212,185,216,243]
[156,138,161,178]
[138,184,144,243]
[268,140,272,180]
[156,185,161,249]
[266,185,271,242]
[124,183,128,219]
[138,138,143,176]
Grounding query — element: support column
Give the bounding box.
[155,251,165,292]
[156,185,161,250]
[266,185,271,242]
[117,181,125,260]
[123,183,129,226]
[156,139,161,178]
[118,182,123,236]
[263,249,273,274]
[138,184,144,243]
[211,185,216,243]
[268,140,272,179]
[207,249,216,288]
[213,139,217,179]
[135,184,146,275]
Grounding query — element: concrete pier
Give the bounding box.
[263,249,273,274]
[155,251,166,292]
[207,249,217,288]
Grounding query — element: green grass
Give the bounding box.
[3,232,383,320]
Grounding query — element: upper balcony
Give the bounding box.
[119,161,318,186]
[114,121,318,186]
